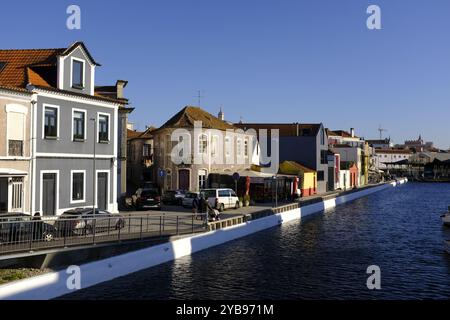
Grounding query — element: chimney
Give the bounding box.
[350,128,355,138]
[116,80,128,99]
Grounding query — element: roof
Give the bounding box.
[158,106,235,131]
[279,160,316,174]
[340,161,357,170]
[0,42,125,104]
[234,123,323,137]
[366,139,390,144]
[127,126,157,141]
[375,148,413,155]
[0,48,64,88]
[328,129,359,139]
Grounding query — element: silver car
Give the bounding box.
[182,192,200,208]
[54,208,126,236]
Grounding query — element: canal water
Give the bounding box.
[64,183,450,299]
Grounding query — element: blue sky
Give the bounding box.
[2,0,450,148]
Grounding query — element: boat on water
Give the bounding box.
[442,206,450,227]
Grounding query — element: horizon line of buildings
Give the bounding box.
[1,41,448,216]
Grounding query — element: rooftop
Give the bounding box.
[0,42,125,104]
[234,123,322,137]
[158,106,235,131]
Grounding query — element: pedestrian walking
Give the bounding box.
[192,195,199,219]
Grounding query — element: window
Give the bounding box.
[211,136,218,157]
[72,60,84,88]
[244,139,249,157]
[218,190,230,197]
[44,107,58,138]
[143,144,152,158]
[198,169,207,190]
[98,114,109,142]
[237,139,242,156]
[73,110,85,140]
[11,178,23,210]
[8,140,23,157]
[317,171,325,181]
[321,150,328,164]
[225,136,231,157]
[199,134,208,154]
[72,171,85,202]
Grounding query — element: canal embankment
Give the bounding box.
[0,179,407,300]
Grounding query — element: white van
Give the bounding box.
[201,188,240,212]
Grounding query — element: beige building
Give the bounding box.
[153,106,258,192]
[0,88,32,213]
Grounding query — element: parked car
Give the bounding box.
[0,213,56,243]
[162,190,186,205]
[134,189,162,210]
[142,181,159,191]
[54,208,125,236]
[201,188,240,212]
[182,192,200,208]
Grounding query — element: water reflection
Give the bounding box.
[63,183,450,300]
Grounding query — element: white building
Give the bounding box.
[374,149,413,170]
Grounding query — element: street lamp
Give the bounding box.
[90,117,96,215]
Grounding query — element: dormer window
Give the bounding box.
[0,62,6,72]
[71,59,84,89]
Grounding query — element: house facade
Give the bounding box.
[127,127,155,191]
[153,106,258,192]
[0,88,32,213]
[374,148,413,170]
[235,123,329,193]
[0,42,128,215]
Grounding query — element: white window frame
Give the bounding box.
[225,136,231,157]
[97,112,110,143]
[71,108,87,141]
[70,170,86,204]
[42,104,60,139]
[237,138,242,157]
[198,169,208,190]
[244,138,249,157]
[199,134,208,154]
[211,135,219,157]
[70,57,86,89]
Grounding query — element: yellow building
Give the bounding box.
[279,161,317,197]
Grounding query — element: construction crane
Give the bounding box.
[378,125,387,140]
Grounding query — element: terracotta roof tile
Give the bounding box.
[0,48,64,88]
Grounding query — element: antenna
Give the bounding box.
[378,125,387,140]
[195,90,205,107]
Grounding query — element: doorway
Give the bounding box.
[97,172,108,211]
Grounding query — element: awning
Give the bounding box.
[0,169,28,177]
